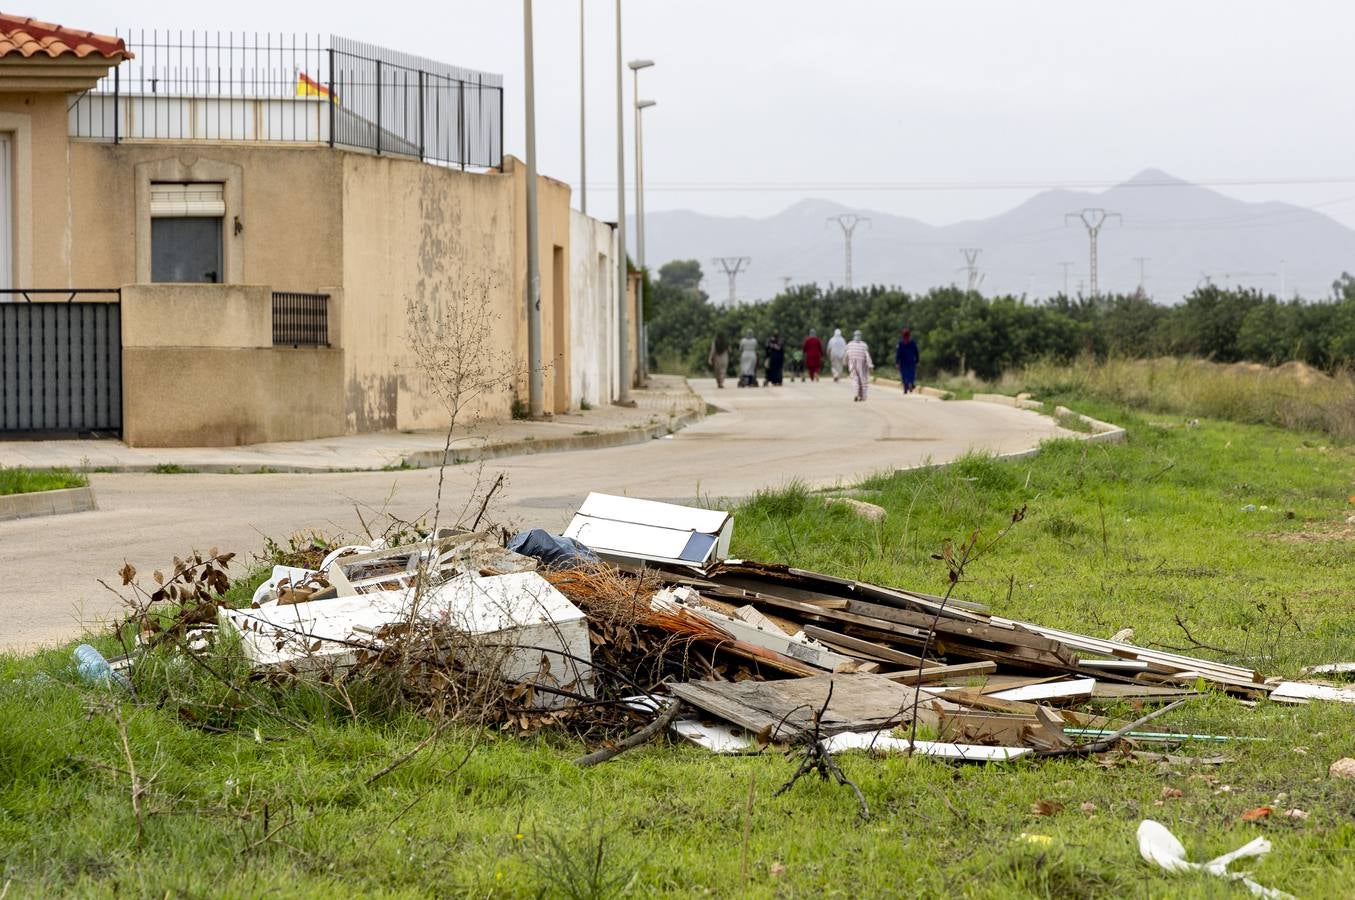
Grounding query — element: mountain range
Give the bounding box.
[642,170,1355,303]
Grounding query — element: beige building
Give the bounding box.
[0,16,630,446]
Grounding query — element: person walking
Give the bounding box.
[737,330,759,388]
[707,333,729,388]
[827,328,848,381]
[894,327,920,394]
[764,332,785,386]
[846,329,873,401]
[803,329,823,381]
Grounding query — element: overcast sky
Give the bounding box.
[43,0,1355,228]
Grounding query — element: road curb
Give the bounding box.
[401,406,706,468]
[0,485,97,522]
[969,393,1126,444]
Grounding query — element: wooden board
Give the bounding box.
[883,661,997,685]
[801,625,930,667]
[667,673,921,739]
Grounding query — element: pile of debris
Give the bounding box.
[125,492,1348,765]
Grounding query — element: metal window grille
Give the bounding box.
[68,32,503,170]
[272,292,329,347]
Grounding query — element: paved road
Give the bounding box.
[2,379,1073,651]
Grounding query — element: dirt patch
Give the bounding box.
[1264,524,1355,543]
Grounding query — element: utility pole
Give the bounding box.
[781,275,793,291]
[614,0,631,403]
[1059,261,1074,297]
[826,214,870,289]
[1133,256,1149,296]
[629,59,654,382]
[958,248,982,293]
[524,0,544,417]
[578,0,585,214]
[1066,208,1121,299]
[711,256,751,305]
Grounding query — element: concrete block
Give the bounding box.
[0,486,97,522]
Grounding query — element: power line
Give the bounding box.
[711,256,751,305]
[826,214,871,288]
[958,248,983,292]
[1059,261,1074,296]
[1066,208,1122,298]
[587,175,1355,192]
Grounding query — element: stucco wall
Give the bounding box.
[120,283,343,447]
[67,142,344,292]
[339,152,519,432]
[569,210,619,407]
[505,157,573,415]
[0,93,74,287]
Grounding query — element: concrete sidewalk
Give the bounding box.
[0,375,705,473]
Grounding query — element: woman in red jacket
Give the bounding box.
[802,329,823,381]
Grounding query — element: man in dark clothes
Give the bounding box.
[803,329,823,381]
[895,327,920,393]
[764,332,785,386]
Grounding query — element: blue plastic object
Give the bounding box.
[73,643,132,691]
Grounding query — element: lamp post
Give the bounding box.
[614,0,631,403]
[524,0,543,417]
[578,0,586,214]
[629,59,654,382]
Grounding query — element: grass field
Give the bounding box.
[4,400,1355,897]
[0,466,87,496]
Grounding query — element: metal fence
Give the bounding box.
[0,290,122,436]
[272,292,329,347]
[68,32,503,169]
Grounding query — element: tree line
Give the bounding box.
[646,260,1355,380]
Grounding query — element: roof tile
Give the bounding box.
[0,13,129,60]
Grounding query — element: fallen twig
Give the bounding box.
[772,681,869,820]
[112,705,145,847]
[575,699,682,767]
[1037,698,1193,757]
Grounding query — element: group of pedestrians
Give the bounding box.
[709,326,920,401]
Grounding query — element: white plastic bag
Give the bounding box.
[1137,819,1295,899]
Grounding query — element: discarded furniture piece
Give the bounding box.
[221,571,592,708]
[564,493,733,566]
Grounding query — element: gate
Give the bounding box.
[0,290,122,437]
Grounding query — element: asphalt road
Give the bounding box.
[1,378,1074,651]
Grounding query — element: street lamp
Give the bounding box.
[628,59,654,381]
[614,1,631,404]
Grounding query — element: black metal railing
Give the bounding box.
[272,292,329,347]
[68,32,503,170]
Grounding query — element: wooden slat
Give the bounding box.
[884,661,997,685]
[801,625,929,667]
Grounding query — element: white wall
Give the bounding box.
[570,210,619,407]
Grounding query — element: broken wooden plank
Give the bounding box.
[733,605,795,636]
[667,673,920,738]
[821,730,1030,762]
[800,625,930,667]
[883,661,997,685]
[1269,681,1355,705]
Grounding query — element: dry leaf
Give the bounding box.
[1241,806,1273,822]
[1282,808,1309,820]
[1079,801,1097,813]
[1031,800,1064,817]
[1161,787,1184,799]
[769,862,785,879]
[119,562,136,585]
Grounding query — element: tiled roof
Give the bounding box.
[0,13,130,60]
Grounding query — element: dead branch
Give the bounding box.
[1146,615,1241,657]
[772,681,869,820]
[366,719,459,787]
[471,473,506,532]
[112,705,145,847]
[575,699,682,767]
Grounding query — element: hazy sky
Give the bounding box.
[42,0,1355,228]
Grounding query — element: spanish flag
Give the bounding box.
[296,72,337,103]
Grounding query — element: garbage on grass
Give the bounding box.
[1137,819,1294,900]
[108,493,1355,775]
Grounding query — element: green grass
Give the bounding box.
[0,466,87,495]
[149,463,197,475]
[4,407,1355,896]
